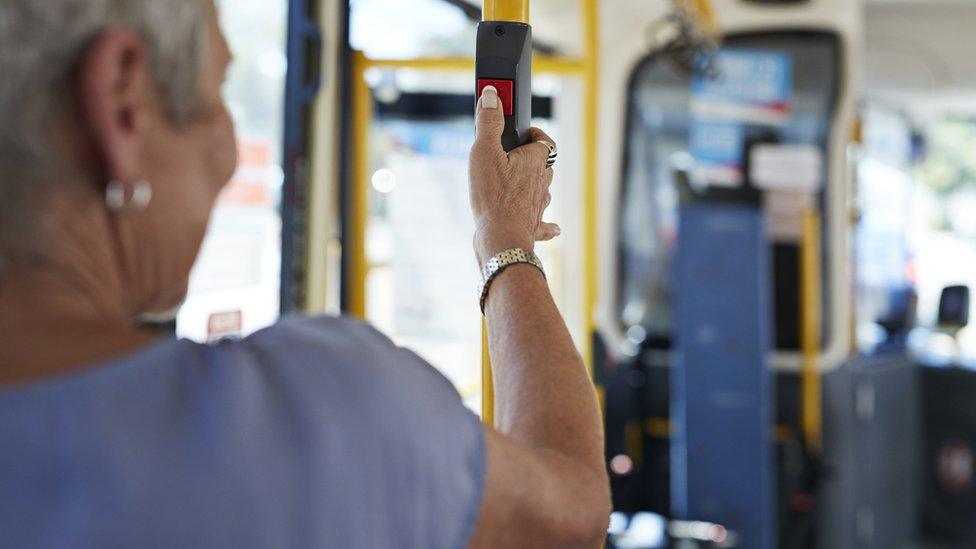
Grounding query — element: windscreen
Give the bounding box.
[617,31,840,350]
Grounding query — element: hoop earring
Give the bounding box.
[106,179,153,213]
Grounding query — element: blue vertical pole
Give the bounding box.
[281,0,322,313]
[672,202,775,549]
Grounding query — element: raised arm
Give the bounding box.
[467,86,611,548]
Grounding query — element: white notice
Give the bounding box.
[750,144,824,191]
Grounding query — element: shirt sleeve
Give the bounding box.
[236,315,486,549]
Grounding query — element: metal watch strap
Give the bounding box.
[478,248,546,314]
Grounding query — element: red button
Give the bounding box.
[477,79,515,116]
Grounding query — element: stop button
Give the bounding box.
[477,79,515,116]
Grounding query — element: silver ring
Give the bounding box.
[540,141,557,168]
[539,141,557,158]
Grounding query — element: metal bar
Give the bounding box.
[281,0,322,313]
[582,0,599,375]
[442,0,560,54]
[674,0,718,36]
[346,51,371,319]
[483,0,529,23]
[801,211,824,453]
[647,418,796,443]
[361,56,585,75]
[481,322,495,426]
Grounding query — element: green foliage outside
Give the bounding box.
[917,119,976,196]
[915,119,976,231]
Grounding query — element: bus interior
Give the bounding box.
[169,0,976,547]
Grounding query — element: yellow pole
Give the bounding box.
[480,0,530,424]
[582,0,599,377]
[675,0,718,36]
[481,323,495,426]
[348,51,371,320]
[360,56,584,76]
[801,211,824,453]
[483,0,529,23]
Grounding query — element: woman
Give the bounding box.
[0,1,610,548]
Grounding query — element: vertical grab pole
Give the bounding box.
[347,51,371,320]
[478,0,532,424]
[483,0,529,24]
[582,0,598,377]
[801,211,824,453]
[482,323,495,426]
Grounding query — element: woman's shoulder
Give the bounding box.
[231,314,416,372]
[241,314,395,354]
[212,315,461,404]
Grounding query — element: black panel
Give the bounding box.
[938,286,971,328]
[596,337,815,548]
[922,367,976,544]
[820,358,920,549]
[774,243,801,351]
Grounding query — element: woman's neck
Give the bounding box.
[0,260,158,387]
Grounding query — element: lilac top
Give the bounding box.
[0,316,485,548]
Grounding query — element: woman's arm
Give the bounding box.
[467,87,611,548]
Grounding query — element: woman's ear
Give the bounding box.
[77,29,155,186]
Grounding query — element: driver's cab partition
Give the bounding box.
[615,31,841,364]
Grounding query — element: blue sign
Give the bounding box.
[689,120,744,169]
[692,49,793,114]
[690,49,793,187]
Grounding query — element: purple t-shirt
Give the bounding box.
[0,316,485,548]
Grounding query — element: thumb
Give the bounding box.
[536,222,562,242]
[475,86,505,149]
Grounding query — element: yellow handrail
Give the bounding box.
[801,211,824,453]
[348,51,371,320]
[481,322,495,426]
[582,0,599,377]
[359,56,585,76]
[674,0,719,36]
[483,0,529,24]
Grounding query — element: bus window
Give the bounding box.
[854,107,915,354]
[176,0,288,342]
[351,0,474,59]
[618,31,841,353]
[350,0,585,60]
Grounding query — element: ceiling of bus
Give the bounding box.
[441,0,976,116]
[865,0,976,117]
[447,0,672,58]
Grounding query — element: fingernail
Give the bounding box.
[555,226,562,236]
[481,86,499,109]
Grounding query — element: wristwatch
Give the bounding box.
[478,248,546,314]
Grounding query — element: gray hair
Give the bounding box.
[0,0,208,261]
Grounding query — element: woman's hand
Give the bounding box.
[469,86,561,266]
